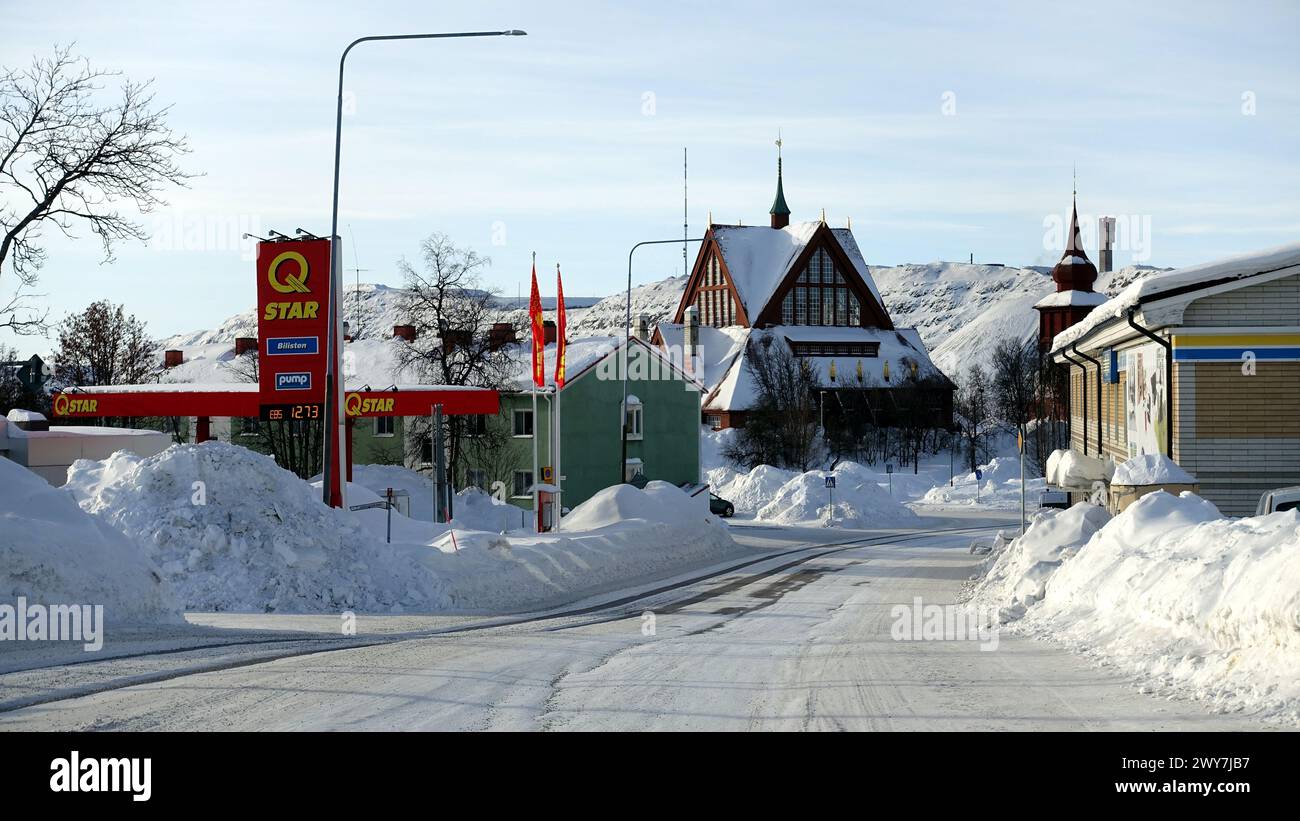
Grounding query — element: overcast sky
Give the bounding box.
[3,0,1298,349]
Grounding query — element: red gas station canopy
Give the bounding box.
[50,386,499,419]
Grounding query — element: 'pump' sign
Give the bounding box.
[256,238,332,415]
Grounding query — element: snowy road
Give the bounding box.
[0,513,1260,731]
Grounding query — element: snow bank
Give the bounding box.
[1112,453,1196,486]
[563,482,711,530]
[61,446,746,617]
[920,456,1045,509]
[981,490,1300,723]
[1045,449,1113,489]
[969,503,1111,620]
[712,464,796,513]
[66,444,445,613]
[757,462,918,527]
[0,456,180,624]
[338,463,517,532]
[6,408,45,423]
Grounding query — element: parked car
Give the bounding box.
[1255,486,1300,515]
[709,493,735,518]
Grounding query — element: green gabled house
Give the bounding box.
[348,332,703,518]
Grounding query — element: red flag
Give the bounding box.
[529,263,544,388]
[555,264,567,388]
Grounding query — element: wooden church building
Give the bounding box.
[652,153,953,430]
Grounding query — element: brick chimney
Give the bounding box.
[234,337,257,356]
[543,319,557,346]
[441,328,472,353]
[393,324,417,342]
[164,349,184,369]
[683,305,701,377]
[488,322,518,351]
[633,313,650,340]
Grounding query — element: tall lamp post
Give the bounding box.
[621,237,703,485]
[321,29,527,507]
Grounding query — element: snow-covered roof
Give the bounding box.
[1051,240,1300,353]
[710,222,885,321]
[704,326,947,412]
[1033,290,1109,309]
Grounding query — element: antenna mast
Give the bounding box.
[683,147,689,277]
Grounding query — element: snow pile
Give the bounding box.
[1112,454,1196,486]
[969,503,1111,620]
[425,482,740,613]
[6,408,45,423]
[920,456,1045,509]
[1045,449,1113,488]
[712,464,796,513]
[562,481,713,530]
[66,443,444,613]
[0,456,180,624]
[989,490,1300,723]
[756,462,919,527]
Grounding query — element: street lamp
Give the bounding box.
[320,29,527,507]
[621,237,702,486]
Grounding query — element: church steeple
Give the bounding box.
[1051,180,1098,292]
[770,134,790,229]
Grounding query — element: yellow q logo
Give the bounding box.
[53,394,69,416]
[344,392,362,417]
[267,251,311,294]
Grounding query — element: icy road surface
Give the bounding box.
[0,512,1261,731]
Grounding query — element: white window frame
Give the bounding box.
[624,400,643,441]
[624,458,644,482]
[373,416,395,437]
[513,408,534,438]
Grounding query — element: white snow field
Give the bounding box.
[756,462,919,527]
[0,514,1263,732]
[61,443,745,616]
[971,491,1300,725]
[919,455,1045,509]
[0,456,181,624]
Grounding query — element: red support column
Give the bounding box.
[196,416,211,443]
[345,417,354,483]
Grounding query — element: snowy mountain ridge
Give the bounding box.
[162,264,1165,376]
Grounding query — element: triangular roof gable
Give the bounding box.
[673,222,892,329]
[755,223,893,329]
[672,226,753,326]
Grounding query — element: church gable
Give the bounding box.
[756,224,892,329]
[677,233,750,328]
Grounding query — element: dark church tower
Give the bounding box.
[1034,192,1104,351]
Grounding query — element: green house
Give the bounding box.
[349,335,702,515]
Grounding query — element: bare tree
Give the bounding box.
[53,300,156,387]
[394,232,518,482]
[0,46,193,333]
[953,364,995,472]
[225,348,322,478]
[990,337,1038,438]
[723,336,820,471]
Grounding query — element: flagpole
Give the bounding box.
[531,251,540,531]
[554,263,563,532]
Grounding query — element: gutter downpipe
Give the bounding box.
[1059,349,1087,455]
[1126,306,1174,457]
[1072,342,1104,457]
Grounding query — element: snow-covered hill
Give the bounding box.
[871,262,1165,375]
[161,264,1165,378]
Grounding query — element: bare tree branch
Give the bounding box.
[0,45,195,334]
